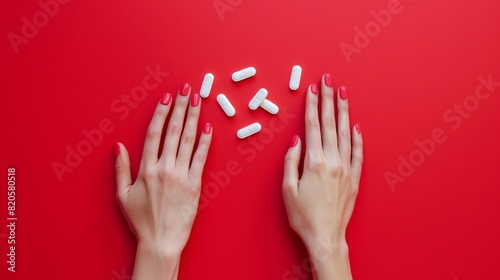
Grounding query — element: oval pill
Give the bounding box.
[289,65,302,90]
[216,94,236,117]
[237,122,262,139]
[232,67,256,82]
[260,99,279,115]
[248,88,268,110]
[200,73,214,98]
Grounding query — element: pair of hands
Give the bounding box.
[114,74,363,280]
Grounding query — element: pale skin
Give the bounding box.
[283,74,363,280]
[115,74,363,279]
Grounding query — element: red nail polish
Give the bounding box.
[191,93,200,107]
[339,86,348,100]
[115,143,120,156]
[325,74,333,87]
[355,124,361,134]
[160,92,172,105]
[310,83,318,94]
[290,135,299,147]
[203,123,212,134]
[180,83,190,96]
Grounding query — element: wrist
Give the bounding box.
[137,240,183,261]
[132,241,182,280]
[305,238,352,280]
[305,235,349,263]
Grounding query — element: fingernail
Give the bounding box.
[339,86,348,100]
[203,123,212,134]
[191,93,200,107]
[115,143,120,156]
[355,124,362,134]
[310,83,318,94]
[290,135,299,147]
[324,73,333,87]
[180,83,190,96]
[160,92,172,105]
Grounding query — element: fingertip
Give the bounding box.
[180,82,191,96]
[354,123,362,134]
[190,92,201,107]
[115,142,121,157]
[352,124,363,145]
[115,142,132,193]
[338,86,348,101]
[283,136,300,197]
[310,83,319,95]
[289,134,299,148]
[160,92,172,106]
[323,73,333,88]
[203,123,212,135]
[351,123,364,177]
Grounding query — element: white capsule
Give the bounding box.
[237,122,262,139]
[200,73,214,98]
[216,94,236,117]
[260,99,279,115]
[289,65,302,90]
[248,88,268,110]
[232,67,256,82]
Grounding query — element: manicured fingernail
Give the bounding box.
[191,93,200,107]
[290,135,299,147]
[324,73,333,87]
[355,124,361,134]
[339,86,348,100]
[310,83,318,94]
[203,123,212,134]
[115,143,120,156]
[180,83,190,96]
[160,92,172,105]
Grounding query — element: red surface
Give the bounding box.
[1,1,500,279]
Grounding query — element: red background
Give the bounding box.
[1,0,500,279]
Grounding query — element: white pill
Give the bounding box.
[216,94,235,117]
[289,65,302,90]
[232,67,256,82]
[248,88,268,110]
[200,73,214,98]
[237,122,262,139]
[260,99,279,115]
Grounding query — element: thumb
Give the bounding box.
[282,135,301,199]
[115,142,132,200]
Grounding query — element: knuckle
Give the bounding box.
[305,117,320,128]
[338,128,350,139]
[284,153,296,163]
[114,163,127,174]
[146,127,162,139]
[181,133,195,146]
[158,167,175,181]
[322,116,336,128]
[353,152,364,165]
[306,155,326,172]
[329,162,344,176]
[168,123,182,136]
[192,150,206,163]
[142,167,156,180]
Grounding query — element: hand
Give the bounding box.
[282,74,363,279]
[114,83,212,279]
